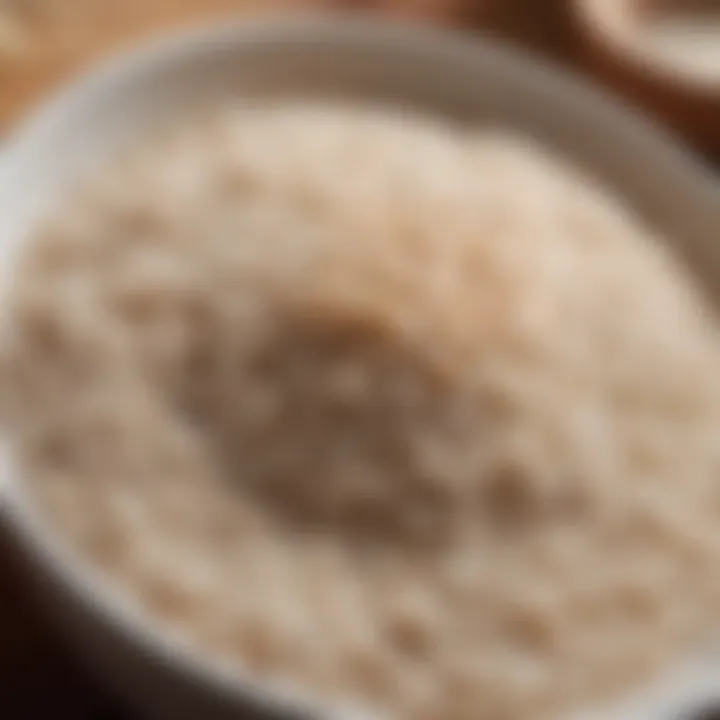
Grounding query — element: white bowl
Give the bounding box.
[0,15,719,720]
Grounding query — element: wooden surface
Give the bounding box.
[0,2,710,719]
[0,1,312,132]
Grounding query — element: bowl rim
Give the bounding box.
[0,13,719,720]
[572,0,720,94]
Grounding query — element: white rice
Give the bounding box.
[3,103,720,720]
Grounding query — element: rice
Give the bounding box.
[3,103,720,720]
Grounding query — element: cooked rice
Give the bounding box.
[3,103,720,720]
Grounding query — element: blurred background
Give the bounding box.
[0,0,718,717]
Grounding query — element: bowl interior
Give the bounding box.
[0,16,719,720]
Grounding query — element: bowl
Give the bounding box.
[572,0,720,156]
[0,15,719,720]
